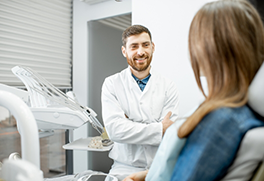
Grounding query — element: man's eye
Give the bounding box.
[144,44,149,47]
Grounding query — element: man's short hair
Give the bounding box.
[122,25,152,47]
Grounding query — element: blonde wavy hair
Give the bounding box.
[178,0,264,138]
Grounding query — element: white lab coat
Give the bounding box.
[101,66,179,178]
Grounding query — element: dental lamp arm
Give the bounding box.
[0,90,40,169]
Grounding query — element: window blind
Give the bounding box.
[0,0,72,88]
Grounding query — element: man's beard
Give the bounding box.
[127,54,153,72]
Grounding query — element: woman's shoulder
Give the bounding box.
[203,105,264,131]
[211,105,249,113]
[207,106,255,120]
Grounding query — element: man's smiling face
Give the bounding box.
[122,32,155,72]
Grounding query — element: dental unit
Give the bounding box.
[0,65,114,181]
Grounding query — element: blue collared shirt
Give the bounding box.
[132,73,151,91]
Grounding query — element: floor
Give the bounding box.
[0,116,66,178]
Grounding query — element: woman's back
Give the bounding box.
[171,106,264,181]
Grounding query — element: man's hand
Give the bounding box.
[122,170,148,181]
[161,111,173,135]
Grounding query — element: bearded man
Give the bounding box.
[101,25,179,181]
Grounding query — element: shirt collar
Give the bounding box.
[132,73,151,84]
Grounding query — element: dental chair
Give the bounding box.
[222,63,264,181]
[222,127,264,181]
[252,162,264,181]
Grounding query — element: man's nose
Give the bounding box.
[137,47,145,56]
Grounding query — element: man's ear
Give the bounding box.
[121,46,126,57]
[152,42,155,52]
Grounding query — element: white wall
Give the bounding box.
[72,0,131,173]
[132,0,213,117]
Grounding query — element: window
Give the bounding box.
[0,0,72,88]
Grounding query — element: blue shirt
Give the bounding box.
[131,73,151,91]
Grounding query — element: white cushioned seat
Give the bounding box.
[222,63,264,180]
[222,127,264,181]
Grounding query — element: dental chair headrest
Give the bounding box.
[248,62,264,117]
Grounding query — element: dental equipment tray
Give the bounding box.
[62,137,114,152]
[11,66,105,134]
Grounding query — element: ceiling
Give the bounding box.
[80,0,131,31]
[80,0,111,5]
[98,14,131,31]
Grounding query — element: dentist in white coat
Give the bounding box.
[101,25,179,181]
